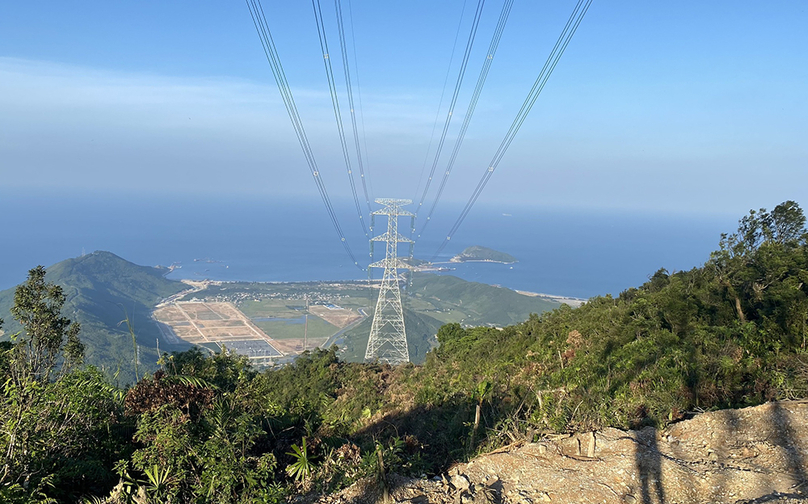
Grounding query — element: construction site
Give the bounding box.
[152,285,368,364]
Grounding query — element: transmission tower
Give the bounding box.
[365,198,414,364]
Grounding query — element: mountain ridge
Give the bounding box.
[0,251,189,381]
[1,251,560,377]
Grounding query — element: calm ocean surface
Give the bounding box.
[0,192,738,299]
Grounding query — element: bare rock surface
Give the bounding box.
[310,400,808,503]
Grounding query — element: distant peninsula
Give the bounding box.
[450,245,517,264]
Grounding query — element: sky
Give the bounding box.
[1,0,807,223]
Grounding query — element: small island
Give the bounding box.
[401,257,454,272]
[450,245,517,264]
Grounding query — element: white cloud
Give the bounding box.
[2,57,806,216]
[0,57,445,197]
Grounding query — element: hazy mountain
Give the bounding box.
[0,251,188,381]
[0,252,561,376]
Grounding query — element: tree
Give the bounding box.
[1,266,101,500]
[9,265,84,384]
[719,200,807,258]
[0,320,8,382]
[769,200,807,246]
[710,201,808,324]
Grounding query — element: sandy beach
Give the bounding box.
[515,289,586,307]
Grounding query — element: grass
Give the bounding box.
[337,297,374,310]
[254,316,337,340]
[237,299,301,319]
[422,309,470,324]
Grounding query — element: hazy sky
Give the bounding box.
[2,0,807,221]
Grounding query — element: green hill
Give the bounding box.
[0,251,188,381]
[336,274,561,363]
[408,273,557,326]
[338,308,444,363]
[4,202,808,504]
[451,245,517,263]
[0,253,561,378]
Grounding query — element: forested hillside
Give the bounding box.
[1,252,558,377]
[1,201,806,503]
[339,274,560,362]
[0,251,188,382]
[451,245,517,263]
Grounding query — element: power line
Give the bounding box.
[334,0,373,220]
[432,0,594,260]
[417,0,515,238]
[414,0,486,217]
[246,0,364,270]
[412,0,469,204]
[346,0,374,199]
[312,0,370,238]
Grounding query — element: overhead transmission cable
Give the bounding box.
[312,0,370,239]
[414,0,486,217]
[246,0,364,270]
[344,0,376,307]
[412,0,469,203]
[334,0,373,219]
[432,0,593,260]
[346,0,374,199]
[417,0,514,238]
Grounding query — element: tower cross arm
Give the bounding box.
[368,258,414,270]
[374,198,412,205]
[371,208,414,217]
[371,232,413,243]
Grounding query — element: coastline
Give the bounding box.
[448,258,517,265]
[162,273,586,309]
[515,289,587,308]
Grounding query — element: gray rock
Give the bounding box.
[452,473,471,492]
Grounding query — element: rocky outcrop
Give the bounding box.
[313,400,808,503]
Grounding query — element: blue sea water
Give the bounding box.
[0,191,738,299]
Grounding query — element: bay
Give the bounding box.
[0,191,736,299]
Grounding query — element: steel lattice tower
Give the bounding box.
[365,198,414,364]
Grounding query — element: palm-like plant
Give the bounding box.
[286,438,315,481]
[143,465,175,500]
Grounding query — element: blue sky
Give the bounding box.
[1,0,807,221]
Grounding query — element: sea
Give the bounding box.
[0,191,739,299]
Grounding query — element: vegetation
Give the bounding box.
[1,201,807,502]
[338,308,444,363]
[450,245,517,263]
[253,317,337,341]
[0,267,123,503]
[1,254,559,381]
[407,274,555,326]
[0,252,188,383]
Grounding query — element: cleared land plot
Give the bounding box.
[153,301,283,358]
[154,304,190,323]
[163,276,561,364]
[308,305,362,328]
[253,316,337,340]
[331,296,374,310]
[272,337,329,354]
[238,299,300,319]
